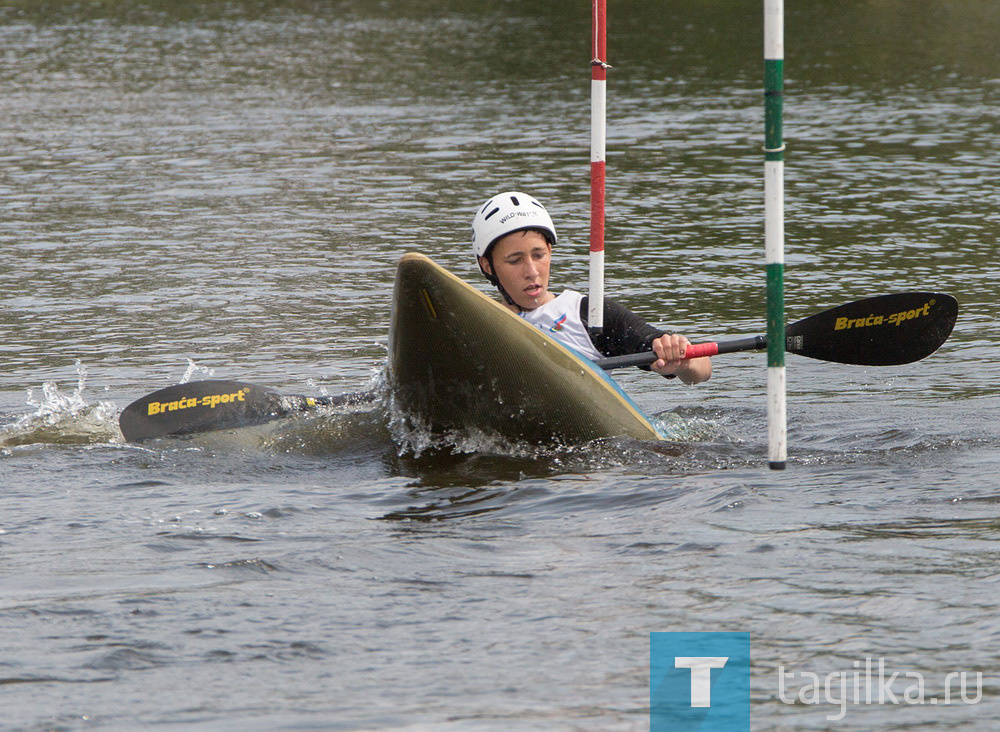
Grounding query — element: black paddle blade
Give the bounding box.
[787,292,958,366]
[119,380,293,442]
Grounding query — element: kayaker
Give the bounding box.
[471,191,712,385]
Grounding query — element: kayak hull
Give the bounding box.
[387,253,664,444]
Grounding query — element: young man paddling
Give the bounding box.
[472,191,711,385]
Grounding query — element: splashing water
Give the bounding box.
[306,378,329,397]
[1,361,121,447]
[383,387,724,462]
[651,411,729,442]
[180,359,215,384]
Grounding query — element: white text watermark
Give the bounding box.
[778,657,983,721]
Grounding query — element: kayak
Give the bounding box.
[387,253,665,444]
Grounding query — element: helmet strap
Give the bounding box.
[479,252,522,311]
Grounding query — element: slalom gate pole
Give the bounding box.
[764,0,787,469]
[588,0,608,334]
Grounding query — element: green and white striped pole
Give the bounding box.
[764,0,786,469]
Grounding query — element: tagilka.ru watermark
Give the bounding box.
[779,657,984,721]
[650,633,986,730]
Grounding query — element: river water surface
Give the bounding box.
[2,1,999,729]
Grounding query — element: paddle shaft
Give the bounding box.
[595,337,762,370]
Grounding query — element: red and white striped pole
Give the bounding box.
[589,0,608,333]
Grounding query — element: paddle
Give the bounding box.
[118,379,374,442]
[594,292,958,370]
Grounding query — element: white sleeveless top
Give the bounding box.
[518,290,603,361]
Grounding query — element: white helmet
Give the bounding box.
[471,191,557,259]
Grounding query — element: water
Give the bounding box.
[2,1,998,729]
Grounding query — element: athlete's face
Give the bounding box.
[479,230,555,312]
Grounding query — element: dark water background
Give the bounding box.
[2,1,998,729]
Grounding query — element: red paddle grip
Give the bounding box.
[685,342,719,359]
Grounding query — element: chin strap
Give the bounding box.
[479,255,522,312]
